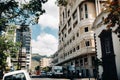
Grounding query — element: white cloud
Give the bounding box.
[32,33,58,56]
[38,0,59,29]
[31,0,59,56]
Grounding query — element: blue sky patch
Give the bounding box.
[30,24,58,40]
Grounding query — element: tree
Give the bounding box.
[104,0,120,38]
[42,66,51,72]
[0,0,48,72]
[35,65,40,75]
[0,0,48,32]
[0,36,20,70]
[35,65,40,71]
[55,0,68,6]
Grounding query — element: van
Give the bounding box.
[2,70,31,80]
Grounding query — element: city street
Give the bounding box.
[31,75,95,80]
[31,78,95,80]
[31,75,69,80]
[31,78,69,80]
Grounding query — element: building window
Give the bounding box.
[92,56,95,66]
[84,27,88,32]
[67,41,69,45]
[85,41,90,47]
[84,57,88,63]
[84,4,88,18]
[73,36,75,40]
[68,18,71,27]
[62,37,63,41]
[79,6,83,20]
[70,39,72,43]
[73,21,78,28]
[65,34,66,38]
[68,10,70,17]
[84,57,88,65]
[72,10,77,20]
[77,32,79,37]
[86,69,89,77]
[63,12,64,19]
[76,45,80,50]
[105,38,111,53]
[68,28,71,34]
[73,48,75,52]
[68,52,70,55]
[80,59,83,66]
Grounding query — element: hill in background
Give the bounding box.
[31,53,47,71]
[32,54,47,62]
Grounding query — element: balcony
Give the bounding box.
[21,63,26,67]
[57,46,95,65]
[80,46,95,55]
[79,18,95,27]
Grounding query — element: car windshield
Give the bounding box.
[4,72,26,80]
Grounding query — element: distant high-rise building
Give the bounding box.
[16,25,31,70]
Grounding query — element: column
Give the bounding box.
[95,0,99,16]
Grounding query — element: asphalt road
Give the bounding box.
[31,75,95,80]
[31,78,70,80]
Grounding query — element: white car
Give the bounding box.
[47,72,52,77]
[2,70,31,80]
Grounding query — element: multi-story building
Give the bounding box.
[53,0,107,78]
[31,54,40,72]
[40,57,52,68]
[16,25,31,70]
[92,0,120,80]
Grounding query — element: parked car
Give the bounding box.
[40,71,47,77]
[2,70,31,80]
[47,72,52,77]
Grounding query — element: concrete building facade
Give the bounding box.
[40,57,52,68]
[93,10,120,80]
[52,0,108,78]
[16,25,31,70]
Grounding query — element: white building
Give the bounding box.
[52,0,108,78]
[40,57,52,68]
[93,10,120,80]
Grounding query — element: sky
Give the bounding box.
[30,0,59,56]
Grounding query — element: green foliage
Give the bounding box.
[42,66,51,72]
[35,65,40,70]
[0,0,48,32]
[0,36,11,69]
[56,0,68,6]
[32,55,41,62]
[0,36,20,70]
[104,0,120,36]
[32,55,47,62]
